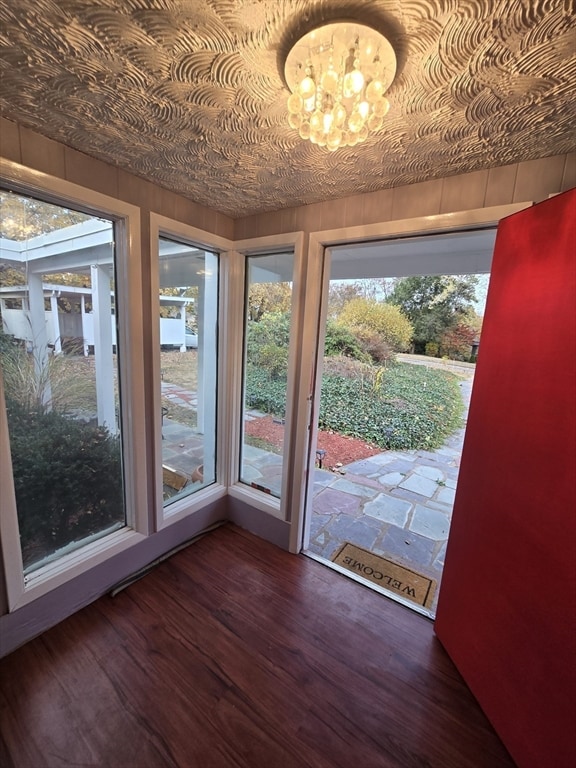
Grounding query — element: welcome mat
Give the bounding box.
[332,542,436,609]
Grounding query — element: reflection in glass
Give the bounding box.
[240,252,294,498]
[0,189,125,573]
[158,237,218,506]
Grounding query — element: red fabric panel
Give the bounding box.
[435,189,576,768]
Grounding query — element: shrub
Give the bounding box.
[244,364,287,416]
[353,328,395,365]
[425,342,440,357]
[0,329,93,414]
[319,363,464,450]
[246,312,291,379]
[321,355,375,381]
[245,360,464,451]
[337,298,413,351]
[246,312,290,352]
[6,399,124,569]
[324,319,369,361]
[257,343,289,379]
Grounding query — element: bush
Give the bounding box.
[425,342,440,357]
[246,312,290,379]
[257,343,289,379]
[245,361,464,451]
[321,356,375,381]
[6,399,124,569]
[337,298,413,352]
[0,329,93,413]
[318,363,463,450]
[324,319,369,361]
[244,364,288,416]
[353,328,395,364]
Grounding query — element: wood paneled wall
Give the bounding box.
[234,152,575,239]
[0,118,234,238]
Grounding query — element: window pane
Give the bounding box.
[240,253,294,498]
[0,190,126,574]
[158,237,218,505]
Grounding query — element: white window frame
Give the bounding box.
[226,231,306,523]
[149,214,233,529]
[0,159,148,609]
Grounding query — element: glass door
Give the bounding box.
[303,228,496,617]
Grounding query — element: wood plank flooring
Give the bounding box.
[0,523,516,768]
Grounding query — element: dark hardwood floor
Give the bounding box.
[0,523,516,768]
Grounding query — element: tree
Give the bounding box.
[0,191,90,240]
[439,323,477,360]
[337,297,413,352]
[388,275,478,354]
[247,282,291,321]
[327,278,397,318]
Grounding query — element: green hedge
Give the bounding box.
[245,361,464,451]
[7,400,124,569]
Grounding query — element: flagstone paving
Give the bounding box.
[306,376,474,616]
[160,374,474,617]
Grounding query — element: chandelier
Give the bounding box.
[284,21,397,151]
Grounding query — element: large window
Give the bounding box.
[158,236,219,506]
[0,189,126,574]
[240,252,294,498]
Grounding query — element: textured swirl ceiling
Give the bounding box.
[1,1,574,217]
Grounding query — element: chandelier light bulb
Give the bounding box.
[288,112,302,129]
[334,103,346,126]
[309,109,323,131]
[373,97,391,117]
[321,68,339,94]
[284,21,396,150]
[287,92,303,114]
[349,69,365,94]
[348,109,364,133]
[366,79,385,102]
[298,75,316,99]
[299,122,311,139]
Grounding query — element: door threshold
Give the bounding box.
[303,549,436,620]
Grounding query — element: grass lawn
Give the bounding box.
[160,350,198,427]
[160,349,198,390]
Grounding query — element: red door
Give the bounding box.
[435,189,576,768]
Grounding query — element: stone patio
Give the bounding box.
[305,377,473,617]
[160,374,474,617]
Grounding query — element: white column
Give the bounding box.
[91,264,116,433]
[50,292,62,354]
[81,294,89,356]
[197,254,218,482]
[27,273,52,409]
[179,302,186,353]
